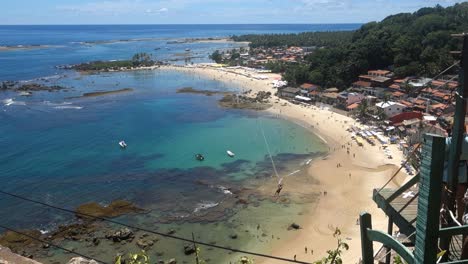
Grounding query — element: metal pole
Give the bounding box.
[447,33,468,210]
[386,216,393,264]
[443,34,468,261]
[360,212,374,264]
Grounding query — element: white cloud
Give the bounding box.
[145,7,169,14]
[58,0,169,15]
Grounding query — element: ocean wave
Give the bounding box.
[287,170,301,176]
[3,98,26,106]
[217,185,233,195]
[193,201,219,213]
[43,101,83,109]
[39,229,50,235]
[54,105,83,110]
[43,101,73,106]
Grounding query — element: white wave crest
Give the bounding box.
[217,185,232,195]
[193,201,219,213]
[54,105,83,110]
[3,98,26,106]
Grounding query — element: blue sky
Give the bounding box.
[0,0,465,25]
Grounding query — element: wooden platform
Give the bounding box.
[373,186,419,243]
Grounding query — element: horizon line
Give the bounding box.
[0,22,366,26]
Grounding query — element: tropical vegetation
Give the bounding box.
[232,31,354,48]
[70,52,158,71]
[233,2,468,89]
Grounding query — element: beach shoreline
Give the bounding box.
[159,64,409,263]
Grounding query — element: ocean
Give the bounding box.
[0,24,359,263]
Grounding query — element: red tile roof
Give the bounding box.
[431,80,459,89]
[431,103,446,110]
[359,75,373,81]
[353,81,372,87]
[414,99,427,105]
[389,84,401,90]
[300,83,318,90]
[347,103,360,110]
[399,100,413,107]
[368,70,391,75]
[392,91,405,97]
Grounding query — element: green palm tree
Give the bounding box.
[357,99,369,118]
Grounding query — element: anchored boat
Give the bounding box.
[226,150,235,157]
[119,141,127,148]
[195,153,205,161]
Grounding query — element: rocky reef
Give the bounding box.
[75,200,145,220]
[1,81,67,93]
[218,91,272,110]
[176,87,228,96]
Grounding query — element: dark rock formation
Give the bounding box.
[136,238,154,249]
[75,200,144,220]
[0,230,42,252]
[106,228,134,242]
[183,244,196,255]
[176,87,228,96]
[289,223,301,230]
[218,92,272,110]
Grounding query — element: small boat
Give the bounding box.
[185,48,191,52]
[119,141,127,148]
[227,150,235,157]
[195,153,205,161]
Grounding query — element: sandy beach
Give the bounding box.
[159,64,409,263]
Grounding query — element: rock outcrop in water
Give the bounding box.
[218,91,272,110]
[105,227,134,242]
[176,87,228,96]
[0,81,67,93]
[0,230,42,253]
[75,200,145,220]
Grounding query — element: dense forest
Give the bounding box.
[231,31,354,48]
[235,2,468,88]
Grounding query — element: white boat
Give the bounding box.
[119,141,127,148]
[227,150,235,157]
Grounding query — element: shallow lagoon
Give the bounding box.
[0,70,327,263]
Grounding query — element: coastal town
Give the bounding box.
[2,1,468,264]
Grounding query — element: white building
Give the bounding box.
[375,101,407,117]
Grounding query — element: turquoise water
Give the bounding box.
[0,24,362,81]
[0,24,339,262]
[0,70,326,231]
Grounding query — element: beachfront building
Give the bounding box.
[375,101,407,117]
[299,83,319,97]
[358,70,394,88]
[279,87,301,98]
[336,92,365,110]
[319,92,339,105]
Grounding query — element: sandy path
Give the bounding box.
[159,65,409,263]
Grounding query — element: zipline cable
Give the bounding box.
[0,223,110,264]
[0,189,311,264]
